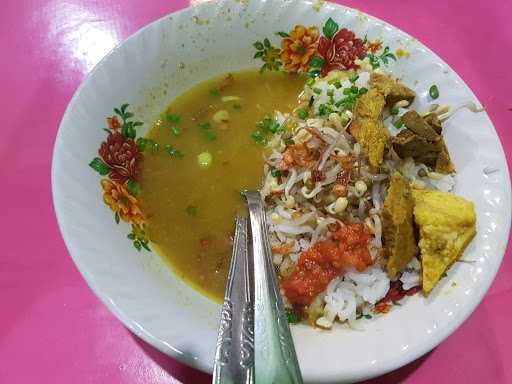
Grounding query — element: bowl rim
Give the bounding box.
[51,0,512,381]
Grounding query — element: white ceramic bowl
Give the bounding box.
[52,1,511,382]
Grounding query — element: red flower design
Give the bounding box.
[99,132,142,184]
[317,28,367,76]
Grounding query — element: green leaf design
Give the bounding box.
[309,56,325,68]
[276,31,289,38]
[141,241,151,251]
[126,125,136,139]
[253,41,264,50]
[322,17,339,38]
[89,157,111,175]
[308,69,321,78]
[115,212,120,224]
[120,103,129,113]
[127,179,141,196]
[133,240,142,251]
[366,53,381,69]
[136,137,147,151]
[127,233,135,240]
[102,128,111,134]
[263,38,271,48]
[254,51,264,59]
[260,63,270,73]
[113,108,122,116]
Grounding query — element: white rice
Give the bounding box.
[316,265,390,328]
[400,257,422,290]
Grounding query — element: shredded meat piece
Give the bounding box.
[279,143,315,170]
[272,242,295,255]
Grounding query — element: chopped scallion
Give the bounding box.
[171,126,181,136]
[204,130,216,142]
[393,119,404,129]
[271,166,281,178]
[165,144,184,158]
[429,84,439,99]
[166,114,180,124]
[251,130,265,144]
[286,309,300,324]
[186,205,198,216]
[297,108,309,119]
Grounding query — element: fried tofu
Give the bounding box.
[369,72,416,107]
[412,190,477,295]
[350,89,388,167]
[383,174,418,279]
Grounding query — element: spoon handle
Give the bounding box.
[213,217,254,384]
[243,191,303,384]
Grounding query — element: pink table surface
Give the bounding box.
[1,0,511,383]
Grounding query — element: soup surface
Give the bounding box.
[141,70,305,301]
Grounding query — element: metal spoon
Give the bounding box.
[243,191,303,384]
[213,217,254,384]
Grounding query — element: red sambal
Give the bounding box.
[281,223,373,305]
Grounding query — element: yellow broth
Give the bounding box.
[140,70,305,302]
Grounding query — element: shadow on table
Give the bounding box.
[133,334,212,383]
[133,332,430,384]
